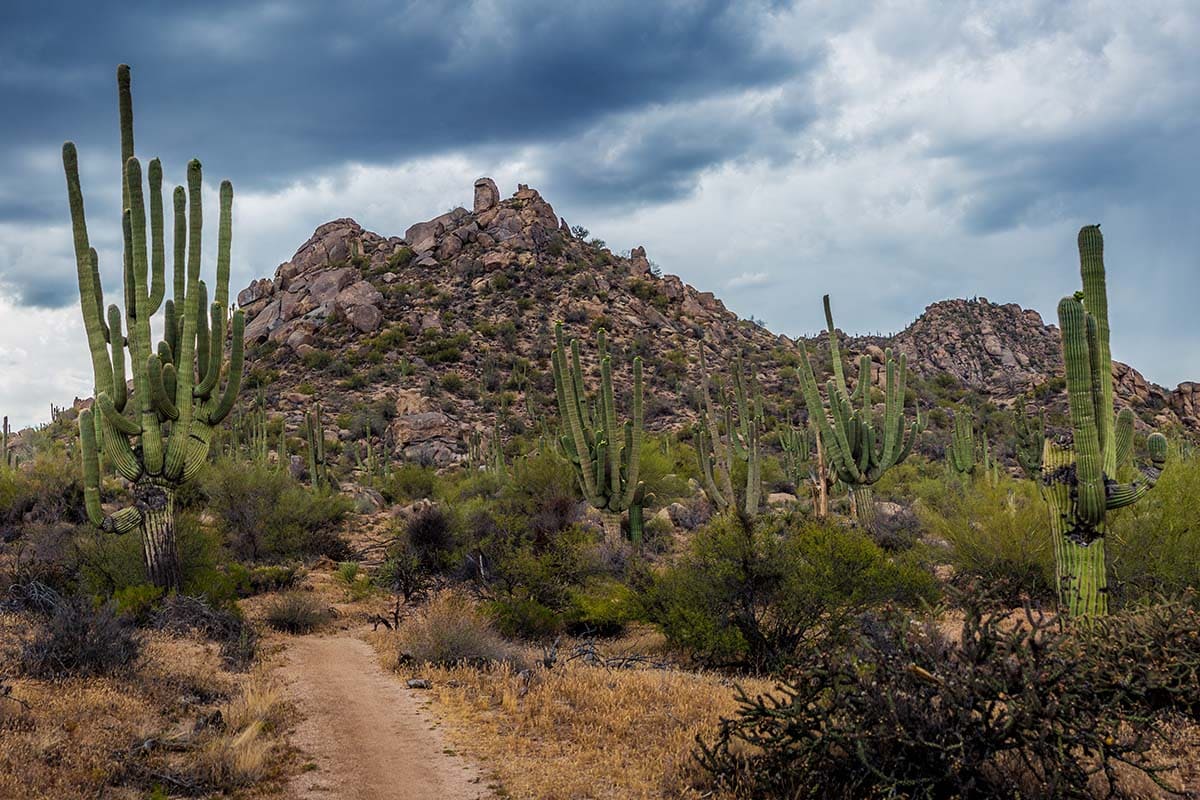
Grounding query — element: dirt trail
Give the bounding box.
[278,633,492,800]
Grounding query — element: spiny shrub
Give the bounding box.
[383,463,437,502]
[395,591,517,666]
[16,593,140,677]
[153,594,258,670]
[263,592,328,634]
[699,593,1185,799]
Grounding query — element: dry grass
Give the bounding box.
[0,611,291,799]
[394,590,520,666]
[371,624,769,799]
[197,673,286,788]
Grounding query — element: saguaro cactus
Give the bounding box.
[696,347,762,517]
[948,408,976,476]
[1013,404,1045,481]
[1045,225,1168,618]
[304,401,328,489]
[552,323,652,546]
[2,416,12,469]
[796,295,921,529]
[780,421,836,518]
[66,65,243,590]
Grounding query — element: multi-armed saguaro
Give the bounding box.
[696,347,762,517]
[552,323,652,546]
[65,65,244,590]
[1045,225,1168,618]
[780,421,836,518]
[796,295,921,529]
[948,407,998,485]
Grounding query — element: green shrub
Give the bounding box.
[0,448,86,527]
[263,592,328,634]
[1107,451,1200,603]
[646,515,937,671]
[488,595,563,640]
[246,564,300,594]
[335,561,360,585]
[202,459,352,562]
[112,583,164,622]
[404,505,456,571]
[565,577,639,636]
[384,463,437,502]
[916,476,1055,603]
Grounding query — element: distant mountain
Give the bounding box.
[224,177,1198,468]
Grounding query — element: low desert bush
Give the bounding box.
[153,594,259,669]
[646,514,938,672]
[404,505,456,571]
[262,591,328,634]
[16,593,140,678]
[396,591,517,666]
[916,476,1055,603]
[700,594,1187,798]
[1107,450,1200,603]
[203,459,352,562]
[383,462,437,502]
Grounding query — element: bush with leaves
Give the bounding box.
[699,593,1185,799]
[645,514,938,672]
[202,459,352,562]
[916,475,1056,603]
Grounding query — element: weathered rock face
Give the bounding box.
[473,177,500,213]
[229,179,1198,477]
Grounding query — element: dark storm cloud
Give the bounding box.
[0,0,805,307]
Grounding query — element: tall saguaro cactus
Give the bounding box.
[796,295,921,529]
[65,65,244,590]
[552,323,652,546]
[780,421,835,518]
[1045,225,1168,618]
[696,347,762,517]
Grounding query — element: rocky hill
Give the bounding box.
[229,177,1199,468]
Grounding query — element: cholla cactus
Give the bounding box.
[1045,226,1168,618]
[552,323,652,546]
[67,65,243,589]
[696,347,762,517]
[796,295,921,529]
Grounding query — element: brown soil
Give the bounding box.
[277,632,493,800]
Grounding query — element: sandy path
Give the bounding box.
[278,633,493,800]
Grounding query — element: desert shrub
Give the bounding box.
[395,591,517,666]
[263,591,328,634]
[916,477,1055,603]
[202,459,351,561]
[383,462,437,502]
[376,549,432,603]
[245,564,300,594]
[1107,451,1200,603]
[197,676,284,788]
[153,594,258,669]
[404,505,456,571]
[565,577,640,636]
[75,512,238,605]
[335,561,359,585]
[16,594,140,678]
[646,515,938,672]
[0,448,86,527]
[488,595,563,640]
[699,595,1185,799]
[112,583,164,622]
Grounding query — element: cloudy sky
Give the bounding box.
[1,1,1197,427]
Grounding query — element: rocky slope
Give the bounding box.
[229,177,1199,469]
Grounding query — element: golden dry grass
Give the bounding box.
[369,625,769,800]
[0,611,291,799]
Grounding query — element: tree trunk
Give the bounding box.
[135,480,181,591]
